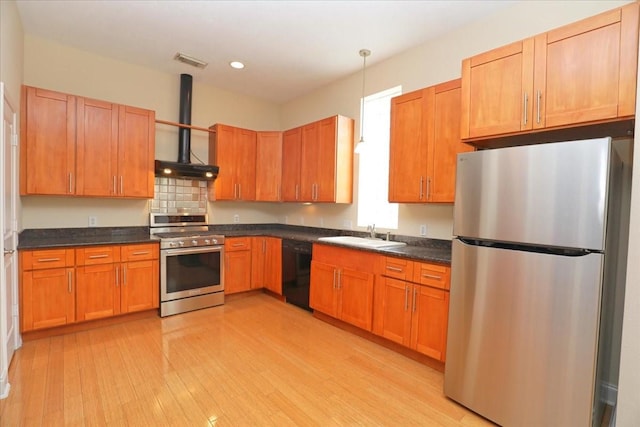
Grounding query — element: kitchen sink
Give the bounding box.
[317,235,407,249]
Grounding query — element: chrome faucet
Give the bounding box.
[367,224,376,239]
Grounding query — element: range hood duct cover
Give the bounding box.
[155,73,219,180]
[178,73,192,164]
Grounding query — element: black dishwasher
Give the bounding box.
[281,239,312,311]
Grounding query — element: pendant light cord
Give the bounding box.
[359,49,371,144]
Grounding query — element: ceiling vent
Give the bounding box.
[174,52,208,69]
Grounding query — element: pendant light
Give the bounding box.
[354,48,371,154]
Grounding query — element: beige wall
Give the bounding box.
[0,0,24,231]
[0,0,23,100]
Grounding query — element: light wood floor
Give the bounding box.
[0,293,494,426]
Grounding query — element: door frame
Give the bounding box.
[1,81,21,399]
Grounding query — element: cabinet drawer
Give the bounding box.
[413,262,450,290]
[382,257,414,281]
[225,237,252,252]
[76,246,120,266]
[120,243,158,262]
[21,248,75,270]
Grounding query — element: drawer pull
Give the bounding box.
[421,273,442,280]
[37,257,61,262]
[132,251,150,256]
[88,254,109,259]
[412,287,417,312]
[231,243,245,247]
[68,271,72,293]
[386,266,403,272]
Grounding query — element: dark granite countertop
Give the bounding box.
[18,223,452,264]
[18,227,157,249]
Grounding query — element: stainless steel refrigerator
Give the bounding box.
[444,137,629,426]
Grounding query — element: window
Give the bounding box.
[357,86,401,229]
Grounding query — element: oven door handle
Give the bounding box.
[164,246,223,256]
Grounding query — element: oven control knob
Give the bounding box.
[211,239,218,245]
[204,239,211,245]
[178,241,185,247]
[192,240,198,245]
[169,242,178,248]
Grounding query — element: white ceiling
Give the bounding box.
[15,0,515,104]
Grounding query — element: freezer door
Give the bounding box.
[454,137,612,251]
[445,239,604,426]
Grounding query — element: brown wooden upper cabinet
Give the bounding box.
[20,86,155,198]
[461,2,639,140]
[281,115,354,203]
[389,79,473,203]
[209,124,257,201]
[255,131,283,202]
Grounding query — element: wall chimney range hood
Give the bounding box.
[155,74,219,181]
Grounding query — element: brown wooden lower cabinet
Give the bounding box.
[310,244,377,332]
[251,237,282,294]
[374,256,450,362]
[21,266,75,331]
[377,276,449,361]
[224,237,252,294]
[20,243,159,332]
[310,245,450,363]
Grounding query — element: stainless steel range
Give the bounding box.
[150,213,225,317]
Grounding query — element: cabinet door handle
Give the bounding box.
[120,176,124,195]
[426,177,431,200]
[88,254,109,259]
[68,173,73,194]
[113,176,117,194]
[412,287,417,312]
[277,184,281,201]
[386,266,403,273]
[122,265,127,285]
[523,92,528,126]
[421,273,442,280]
[68,270,72,293]
[333,268,337,289]
[37,257,61,262]
[337,269,341,289]
[419,176,424,200]
[115,266,119,287]
[536,90,542,124]
[238,184,242,200]
[295,184,299,200]
[404,285,409,311]
[132,251,149,256]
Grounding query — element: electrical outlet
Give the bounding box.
[88,216,97,227]
[233,214,240,223]
[420,224,427,236]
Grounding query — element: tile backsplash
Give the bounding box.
[150,177,208,214]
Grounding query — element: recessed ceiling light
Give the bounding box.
[229,61,245,69]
